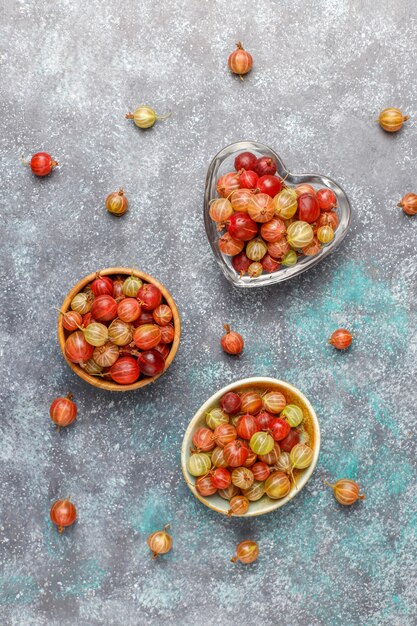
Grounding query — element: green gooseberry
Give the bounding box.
[249,431,274,456]
[281,404,303,427]
[206,407,229,430]
[282,250,297,267]
[187,452,212,477]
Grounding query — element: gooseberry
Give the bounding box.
[265,471,291,499]
[250,431,274,456]
[29,152,58,177]
[290,443,314,469]
[304,237,321,256]
[61,310,82,331]
[221,324,244,355]
[262,390,286,414]
[258,442,280,464]
[228,42,253,79]
[281,404,304,427]
[217,171,240,197]
[275,451,291,474]
[93,341,119,368]
[223,440,249,467]
[220,392,242,415]
[235,151,257,171]
[257,410,275,430]
[235,414,260,440]
[242,480,265,501]
[248,262,263,277]
[240,391,262,415]
[211,446,228,468]
[329,328,352,350]
[50,498,77,533]
[228,212,258,241]
[324,478,365,506]
[213,423,237,448]
[273,188,298,219]
[318,211,339,230]
[187,452,212,477]
[159,324,175,344]
[118,298,141,323]
[147,524,172,559]
[255,156,277,177]
[71,292,93,315]
[378,107,408,133]
[206,408,229,430]
[212,467,232,489]
[108,319,133,346]
[246,238,267,261]
[261,254,280,274]
[248,194,274,223]
[133,324,162,350]
[297,193,320,223]
[91,295,118,322]
[270,418,291,441]
[218,484,240,500]
[268,239,290,260]
[218,232,245,256]
[122,274,143,297]
[49,393,77,429]
[257,175,283,197]
[209,198,234,228]
[65,331,94,363]
[286,221,314,248]
[228,495,249,516]
[317,225,334,244]
[153,304,173,327]
[316,188,337,211]
[232,251,251,275]
[296,183,315,197]
[279,430,300,452]
[109,356,140,384]
[137,349,165,377]
[231,466,254,490]
[398,193,417,216]
[79,322,109,347]
[196,474,217,497]
[106,189,128,216]
[126,106,171,129]
[260,217,286,243]
[239,169,258,189]
[91,274,114,297]
[137,284,162,311]
[229,188,253,212]
[251,462,270,481]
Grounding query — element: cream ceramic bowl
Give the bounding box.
[181,377,320,517]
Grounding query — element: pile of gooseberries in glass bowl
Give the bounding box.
[207,146,345,283]
[182,378,320,517]
[58,268,180,391]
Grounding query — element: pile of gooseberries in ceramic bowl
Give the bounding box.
[209,150,341,279]
[182,378,320,517]
[58,268,180,391]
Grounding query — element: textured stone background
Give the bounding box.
[1,0,417,624]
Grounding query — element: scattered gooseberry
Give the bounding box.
[49,394,77,429]
[329,328,352,350]
[147,524,172,559]
[324,478,365,506]
[228,42,253,79]
[50,498,77,533]
[398,193,417,216]
[29,152,58,177]
[378,107,408,133]
[221,324,244,355]
[126,106,171,129]
[106,189,128,216]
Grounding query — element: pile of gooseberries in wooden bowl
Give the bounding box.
[181,377,320,516]
[204,141,351,288]
[57,268,180,391]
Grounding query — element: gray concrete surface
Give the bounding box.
[1,0,416,624]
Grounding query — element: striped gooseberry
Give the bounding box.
[133,324,161,350]
[147,524,172,559]
[296,183,315,197]
[265,471,291,499]
[324,478,365,506]
[273,188,298,219]
[230,188,254,212]
[196,474,217,497]
[257,410,275,430]
[257,175,283,197]
[79,322,108,347]
[239,169,258,189]
[317,225,334,244]
[212,467,231,489]
[112,277,124,299]
[137,350,165,377]
[378,107,408,132]
[61,310,82,331]
[258,442,280,464]
[117,298,141,323]
[398,193,417,216]
[223,440,249,467]
[49,393,77,429]
[137,284,162,311]
[159,323,175,344]
[91,295,118,322]
[213,423,237,448]
[287,221,314,248]
[231,467,254,490]
[90,274,114,297]
[235,414,260,440]
[329,328,352,350]
[249,431,274,456]
[242,480,265,501]
[206,408,229,430]
[187,452,212,477]
[304,237,321,256]
[267,239,290,259]
[316,188,337,211]
[106,189,128,216]
[209,198,234,228]
[218,484,240,500]
[152,304,173,326]
[219,392,242,415]
[248,193,274,223]
[228,495,249,516]
[218,232,245,256]
[243,449,257,467]
[232,251,251,275]
[65,331,94,363]
[50,499,76,533]
[109,356,140,384]
[193,427,216,452]
[228,42,253,79]
[281,404,304,427]
[240,391,262,415]
[248,262,263,278]
[221,324,244,355]
[246,237,267,262]
[93,341,119,368]
[298,194,320,223]
[108,319,133,346]
[234,151,257,171]
[251,462,270,481]
[227,212,258,241]
[122,274,143,297]
[262,254,281,273]
[154,343,170,359]
[318,210,339,229]
[275,451,291,474]
[216,171,240,197]
[282,250,298,267]
[70,292,93,315]
[231,540,259,564]
[255,156,277,177]
[211,446,228,468]
[262,390,286,414]
[290,443,314,469]
[270,418,291,441]
[29,152,58,177]
[260,217,286,243]
[279,430,300,452]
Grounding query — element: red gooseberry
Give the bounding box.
[196,475,217,497]
[257,410,275,430]
[112,277,124,299]
[90,274,114,297]
[221,324,244,355]
[234,151,257,171]
[316,188,337,211]
[137,349,165,377]
[279,430,300,452]
[243,449,257,467]
[61,310,82,331]
[270,418,291,441]
[228,212,258,241]
[261,254,280,273]
[239,170,258,189]
[228,42,253,78]
[267,239,290,259]
[159,324,175,344]
[218,232,245,256]
[297,193,320,223]
[220,391,242,415]
[133,324,162,350]
[154,343,170,359]
[109,356,140,384]
[232,251,251,275]
[134,311,155,326]
[240,391,262,415]
[223,440,249,467]
[193,427,216,452]
[153,304,173,326]
[236,414,260,440]
[29,152,58,177]
[257,175,283,197]
[50,499,77,533]
[252,461,270,481]
[91,295,118,322]
[212,467,232,489]
[255,156,277,177]
[260,218,286,243]
[137,284,162,311]
[49,394,77,429]
[65,331,94,363]
[117,298,141,323]
[296,183,315,197]
[329,328,352,350]
[213,424,237,448]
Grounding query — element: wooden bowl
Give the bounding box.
[58,268,181,391]
[181,377,320,517]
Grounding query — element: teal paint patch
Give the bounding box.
[0,575,39,606]
[368,391,400,435]
[127,486,172,535]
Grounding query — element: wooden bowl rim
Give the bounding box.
[181,377,320,517]
[57,267,181,391]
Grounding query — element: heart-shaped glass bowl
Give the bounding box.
[204,141,351,288]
